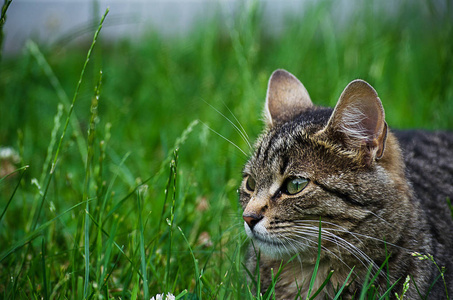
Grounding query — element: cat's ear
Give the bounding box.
[265,69,313,126]
[325,79,387,164]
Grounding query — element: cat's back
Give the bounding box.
[395,129,453,208]
[395,129,453,295]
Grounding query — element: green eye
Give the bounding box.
[246,176,256,192]
[285,177,308,195]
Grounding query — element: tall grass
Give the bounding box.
[0,0,13,64]
[0,0,452,298]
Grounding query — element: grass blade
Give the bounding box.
[0,165,29,184]
[1,199,92,262]
[446,197,453,220]
[83,69,102,298]
[165,150,178,292]
[309,270,334,300]
[30,7,110,232]
[0,0,13,64]
[333,267,355,300]
[26,41,87,163]
[41,237,48,300]
[306,218,323,299]
[86,209,143,281]
[0,166,28,225]
[137,189,149,299]
[378,278,402,300]
[178,226,201,299]
[38,103,64,185]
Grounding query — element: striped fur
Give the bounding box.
[240,69,453,299]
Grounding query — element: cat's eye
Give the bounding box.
[245,176,256,192]
[284,177,308,195]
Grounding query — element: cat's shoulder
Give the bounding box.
[393,129,453,190]
[393,129,453,150]
[394,129,453,254]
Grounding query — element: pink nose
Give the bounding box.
[243,213,263,230]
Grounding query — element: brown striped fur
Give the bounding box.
[240,69,453,299]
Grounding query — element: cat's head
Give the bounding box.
[240,69,408,261]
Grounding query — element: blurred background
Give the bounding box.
[3,0,394,55]
[2,0,452,173]
[1,0,452,298]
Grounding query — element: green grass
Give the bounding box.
[1,0,452,298]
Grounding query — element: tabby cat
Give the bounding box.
[239,69,453,299]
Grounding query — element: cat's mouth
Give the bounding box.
[251,232,286,247]
[244,222,284,245]
[249,232,300,258]
[245,224,297,257]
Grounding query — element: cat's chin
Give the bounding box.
[244,222,305,259]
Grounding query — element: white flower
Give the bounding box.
[0,146,21,178]
[0,147,20,162]
[150,293,175,300]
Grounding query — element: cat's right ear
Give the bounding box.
[265,69,313,127]
[324,79,388,165]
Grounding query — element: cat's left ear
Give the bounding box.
[324,80,388,165]
[265,69,313,127]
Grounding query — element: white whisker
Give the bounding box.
[291,226,379,276]
[219,99,252,149]
[199,120,248,157]
[201,99,252,150]
[294,219,412,253]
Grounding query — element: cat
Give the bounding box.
[239,69,453,299]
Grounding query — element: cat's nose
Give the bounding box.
[243,213,263,230]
